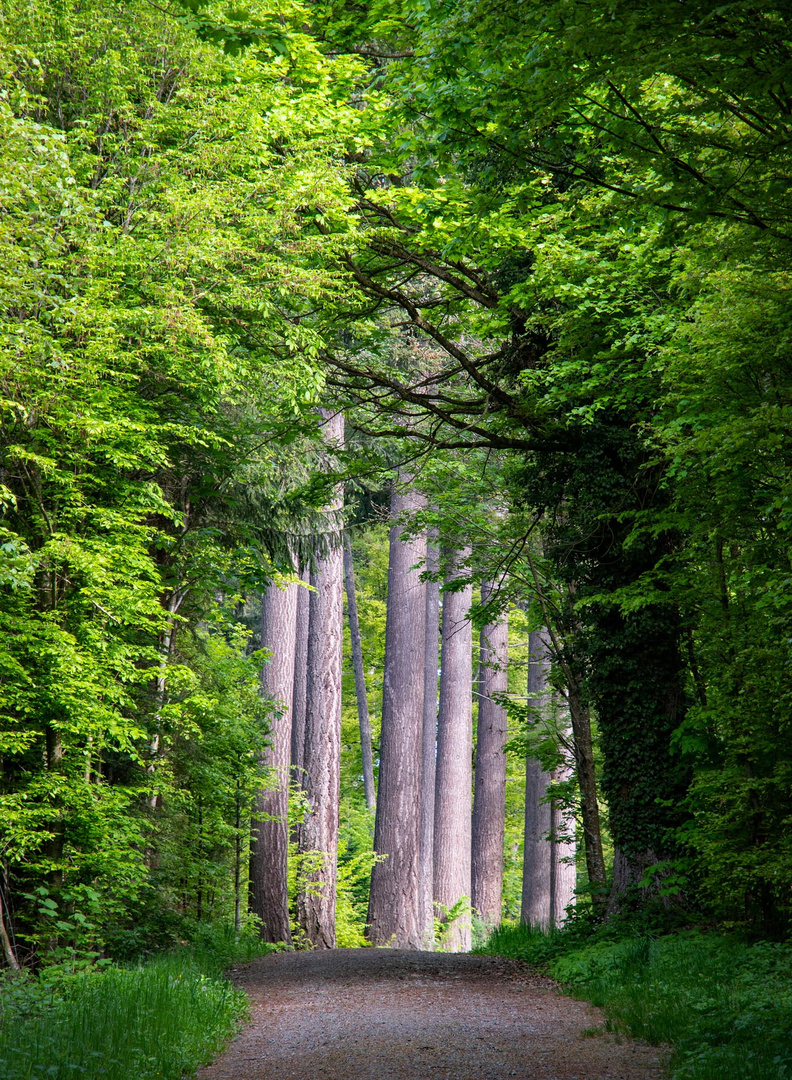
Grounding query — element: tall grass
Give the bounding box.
[478,925,792,1080]
[0,927,274,1080]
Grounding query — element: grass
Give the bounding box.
[477,924,792,1080]
[0,924,276,1080]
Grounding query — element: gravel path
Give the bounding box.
[198,949,665,1080]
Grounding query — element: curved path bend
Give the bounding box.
[198,949,664,1080]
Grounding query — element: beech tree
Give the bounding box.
[249,583,297,943]
[296,411,345,948]
[368,480,427,947]
[433,552,473,951]
[0,0,360,957]
[471,582,509,928]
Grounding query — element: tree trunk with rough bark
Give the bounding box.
[522,629,552,930]
[606,847,664,915]
[550,732,577,927]
[471,582,509,929]
[565,680,607,912]
[368,481,427,947]
[419,537,440,947]
[296,410,344,949]
[0,885,19,971]
[343,534,376,811]
[290,571,310,787]
[433,551,473,952]
[523,562,607,911]
[249,582,297,943]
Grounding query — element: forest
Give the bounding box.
[1,0,792,1077]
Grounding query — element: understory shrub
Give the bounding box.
[0,927,274,1080]
[479,926,792,1080]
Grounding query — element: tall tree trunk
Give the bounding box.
[290,570,310,786]
[521,630,552,930]
[433,550,473,952]
[471,581,509,929]
[149,590,182,810]
[249,581,297,944]
[368,480,427,947]
[523,557,607,911]
[565,680,608,912]
[234,784,242,934]
[296,410,344,949]
[343,534,376,811]
[0,884,19,971]
[196,798,204,921]
[419,537,440,947]
[44,724,64,889]
[583,604,688,910]
[550,719,577,926]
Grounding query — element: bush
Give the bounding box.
[0,926,275,1080]
[479,926,792,1080]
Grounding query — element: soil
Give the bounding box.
[197,948,665,1080]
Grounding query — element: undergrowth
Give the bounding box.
[477,924,792,1080]
[0,923,276,1080]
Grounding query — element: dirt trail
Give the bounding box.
[198,949,664,1080]
[198,950,661,1075]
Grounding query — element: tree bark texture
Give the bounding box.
[419,537,440,947]
[368,480,427,947]
[290,571,310,786]
[343,533,376,811]
[521,629,552,930]
[565,679,608,910]
[471,582,509,928]
[584,604,689,906]
[0,886,19,971]
[296,410,344,949]
[433,551,473,952]
[249,582,297,944]
[550,729,577,927]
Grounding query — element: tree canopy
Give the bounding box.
[1,0,791,968]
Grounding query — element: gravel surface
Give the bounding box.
[198,948,665,1080]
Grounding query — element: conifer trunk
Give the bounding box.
[419,537,440,947]
[550,720,577,926]
[522,629,552,929]
[296,410,344,948]
[343,534,376,811]
[249,582,297,943]
[290,571,310,786]
[368,481,427,947]
[433,551,473,952]
[471,582,509,929]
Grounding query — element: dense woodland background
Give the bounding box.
[2,0,792,1047]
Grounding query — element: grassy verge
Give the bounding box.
[0,925,275,1080]
[477,924,792,1080]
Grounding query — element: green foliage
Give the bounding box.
[310,0,792,928]
[0,0,361,962]
[481,924,792,1080]
[2,0,792,1007]
[433,896,473,952]
[0,946,254,1080]
[144,620,271,931]
[335,840,380,947]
